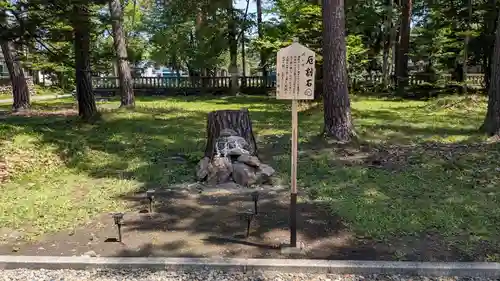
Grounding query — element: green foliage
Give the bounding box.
[346,35,370,80]
[293,5,322,56]
[144,0,245,73]
[0,0,492,91]
[255,0,495,91]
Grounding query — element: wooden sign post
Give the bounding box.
[276,39,316,248]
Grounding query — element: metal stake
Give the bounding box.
[240,211,254,238]
[117,223,122,242]
[251,191,259,214]
[246,213,254,238]
[111,212,124,242]
[146,189,155,213]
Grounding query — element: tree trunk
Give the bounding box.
[482,10,500,136]
[109,0,135,108]
[72,3,98,121]
[198,109,274,187]
[462,0,472,94]
[204,109,258,159]
[483,0,497,90]
[256,0,266,78]
[172,54,181,78]
[392,16,401,86]
[322,0,355,142]
[228,0,239,95]
[1,40,30,111]
[241,32,246,87]
[382,0,394,88]
[396,0,412,95]
[0,5,29,112]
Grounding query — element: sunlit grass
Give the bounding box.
[0,94,498,261]
[0,85,68,101]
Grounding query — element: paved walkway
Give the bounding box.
[0,94,72,104]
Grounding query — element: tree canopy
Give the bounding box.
[0,0,499,134]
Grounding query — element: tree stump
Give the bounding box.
[196,108,275,187]
[204,108,258,159]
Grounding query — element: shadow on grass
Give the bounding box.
[2,95,500,261]
[0,96,295,192]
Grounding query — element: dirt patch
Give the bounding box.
[290,137,500,173]
[0,109,78,121]
[0,186,479,261]
[0,157,7,183]
[9,109,78,118]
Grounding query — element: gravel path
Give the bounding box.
[0,269,495,281]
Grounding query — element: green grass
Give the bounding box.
[0,94,499,260]
[0,85,67,100]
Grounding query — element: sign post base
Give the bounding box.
[280,243,306,256]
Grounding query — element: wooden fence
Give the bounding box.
[352,73,484,87]
[91,73,485,95]
[92,76,276,89]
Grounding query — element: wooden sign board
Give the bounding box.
[276,42,316,100]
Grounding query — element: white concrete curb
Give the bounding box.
[0,256,499,277]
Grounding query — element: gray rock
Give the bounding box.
[216,157,233,183]
[226,136,248,149]
[216,135,250,156]
[232,163,258,187]
[258,164,275,177]
[215,182,241,189]
[82,250,97,257]
[255,164,275,184]
[219,128,238,137]
[206,162,218,185]
[196,157,211,180]
[207,156,232,185]
[237,154,261,167]
[227,148,248,156]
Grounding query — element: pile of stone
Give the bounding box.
[196,129,275,187]
[0,77,36,96]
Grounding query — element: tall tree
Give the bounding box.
[462,0,472,93]
[1,40,30,111]
[71,1,98,121]
[228,0,239,95]
[109,0,135,108]
[322,0,355,142]
[396,0,411,95]
[256,0,266,77]
[381,0,394,88]
[0,4,30,111]
[482,7,500,136]
[483,0,497,90]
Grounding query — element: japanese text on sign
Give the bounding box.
[276,42,316,100]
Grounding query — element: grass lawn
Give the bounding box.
[0,85,67,101]
[0,94,499,260]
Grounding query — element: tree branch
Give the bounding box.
[8,7,76,69]
[236,0,250,42]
